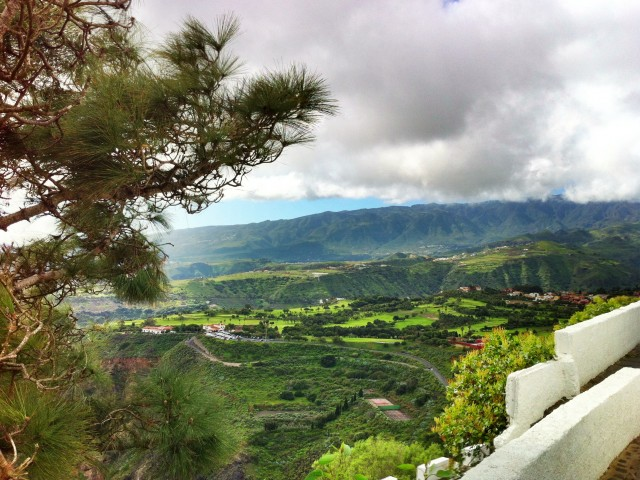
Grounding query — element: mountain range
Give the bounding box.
[162,197,640,266]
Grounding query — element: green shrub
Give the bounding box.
[433,329,554,459]
[558,295,639,328]
[381,379,395,392]
[290,380,310,391]
[414,393,429,407]
[280,391,295,401]
[306,436,443,480]
[320,355,337,368]
[264,420,278,431]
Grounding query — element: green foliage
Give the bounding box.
[433,330,554,458]
[307,436,443,480]
[0,384,93,480]
[280,390,295,400]
[558,295,639,328]
[110,362,236,479]
[320,354,338,368]
[167,337,447,479]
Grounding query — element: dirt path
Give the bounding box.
[391,351,448,387]
[301,342,449,388]
[185,336,448,387]
[185,337,242,367]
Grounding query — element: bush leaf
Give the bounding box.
[304,469,324,480]
[318,454,336,465]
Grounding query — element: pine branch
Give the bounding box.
[13,270,64,292]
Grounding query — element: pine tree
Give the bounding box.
[103,363,235,479]
[0,2,335,477]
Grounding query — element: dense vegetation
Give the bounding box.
[96,333,453,479]
[432,330,555,459]
[82,290,582,340]
[155,223,640,307]
[78,289,639,478]
[558,295,639,327]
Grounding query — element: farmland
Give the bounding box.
[98,333,453,479]
[94,287,582,344]
[90,286,596,479]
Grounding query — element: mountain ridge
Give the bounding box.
[162,198,640,265]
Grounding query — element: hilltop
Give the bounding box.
[161,198,640,267]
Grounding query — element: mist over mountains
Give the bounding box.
[162,198,640,265]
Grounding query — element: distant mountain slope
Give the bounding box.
[162,198,640,264]
[169,223,640,307]
[441,222,640,292]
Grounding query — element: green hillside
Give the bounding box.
[71,223,640,317]
[168,223,640,306]
[161,198,640,268]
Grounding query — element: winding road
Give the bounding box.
[186,336,449,388]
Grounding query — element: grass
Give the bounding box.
[107,291,573,344]
[98,330,461,478]
[116,299,508,334]
[340,338,402,344]
[395,317,437,329]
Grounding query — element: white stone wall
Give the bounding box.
[417,457,450,480]
[495,300,640,447]
[461,367,640,480]
[555,301,640,385]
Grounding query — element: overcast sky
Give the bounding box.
[133,0,640,229]
[9,0,640,239]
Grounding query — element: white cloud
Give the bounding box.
[126,1,640,205]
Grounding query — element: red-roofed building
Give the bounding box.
[203,324,226,334]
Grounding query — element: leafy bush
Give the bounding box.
[320,355,337,368]
[381,379,395,392]
[264,420,278,431]
[558,295,639,328]
[306,436,443,480]
[290,380,310,391]
[433,329,554,459]
[280,391,295,401]
[414,393,429,407]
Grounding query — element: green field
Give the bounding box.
[100,333,451,479]
[110,289,574,340]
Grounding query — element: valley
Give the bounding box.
[89,288,608,479]
[97,331,453,479]
[70,200,640,479]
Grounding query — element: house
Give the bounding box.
[459,286,482,293]
[141,326,174,334]
[202,324,225,334]
[448,337,485,350]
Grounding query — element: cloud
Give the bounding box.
[134,0,640,205]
